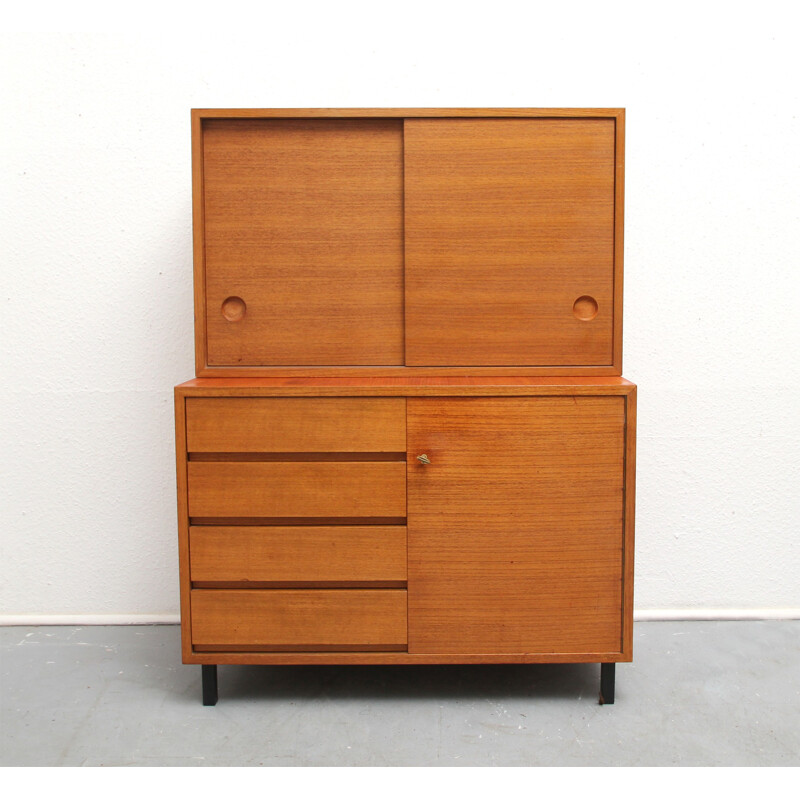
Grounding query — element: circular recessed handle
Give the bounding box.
[573,295,598,321]
[416,454,431,465]
[221,296,246,322]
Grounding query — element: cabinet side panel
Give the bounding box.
[405,118,615,367]
[192,111,208,375]
[174,391,193,661]
[407,396,625,655]
[203,118,404,366]
[613,112,625,374]
[622,386,636,658]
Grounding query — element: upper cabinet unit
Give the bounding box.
[191,109,625,376]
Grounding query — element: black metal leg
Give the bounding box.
[599,662,615,705]
[202,665,218,706]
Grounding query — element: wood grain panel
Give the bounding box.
[195,366,623,377]
[189,526,407,583]
[407,396,626,654]
[622,386,637,658]
[191,589,407,648]
[175,394,192,661]
[186,397,405,453]
[184,651,627,665]
[202,118,404,366]
[187,462,406,518]
[192,111,207,376]
[404,118,616,366]
[194,109,625,119]
[177,376,637,397]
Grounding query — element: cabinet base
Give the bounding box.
[196,662,619,706]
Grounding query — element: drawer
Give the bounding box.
[191,589,407,651]
[189,525,407,584]
[187,462,406,519]
[185,398,405,453]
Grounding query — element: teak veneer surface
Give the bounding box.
[405,118,615,366]
[175,381,636,664]
[187,651,626,665]
[193,109,625,376]
[202,118,404,367]
[186,397,405,453]
[179,107,634,677]
[176,377,635,397]
[187,461,406,519]
[194,109,624,118]
[407,396,627,655]
[189,525,407,584]
[191,589,407,650]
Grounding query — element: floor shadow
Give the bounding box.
[217,662,601,703]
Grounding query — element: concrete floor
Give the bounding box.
[1,621,798,766]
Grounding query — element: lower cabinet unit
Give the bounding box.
[175,379,636,706]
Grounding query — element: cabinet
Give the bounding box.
[176,109,635,705]
[175,379,636,702]
[192,109,624,375]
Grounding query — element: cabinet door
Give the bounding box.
[404,119,616,366]
[201,118,404,366]
[407,397,626,655]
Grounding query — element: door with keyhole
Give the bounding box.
[406,396,626,655]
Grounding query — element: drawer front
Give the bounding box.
[191,589,407,650]
[189,525,407,584]
[186,397,405,453]
[187,462,406,519]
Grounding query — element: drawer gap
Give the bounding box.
[192,581,407,589]
[194,645,408,653]
[190,517,407,526]
[188,452,407,462]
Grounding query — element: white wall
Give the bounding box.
[2,5,799,621]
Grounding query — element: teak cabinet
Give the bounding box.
[193,109,624,375]
[177,109,635,706]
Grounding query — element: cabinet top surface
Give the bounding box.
[176,377,636,397]
[193,108,624,119]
